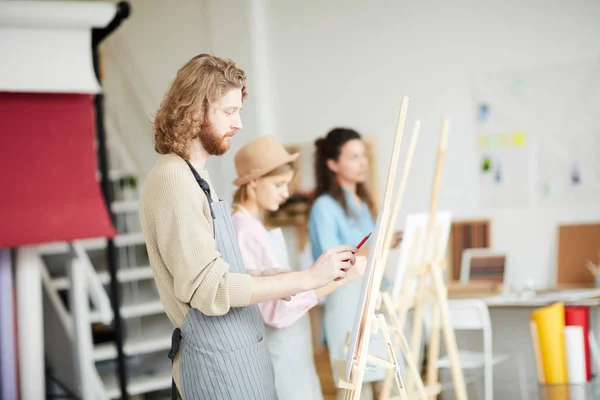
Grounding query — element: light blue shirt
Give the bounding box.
[308,189,374,261]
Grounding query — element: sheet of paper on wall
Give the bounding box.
[476,131,530,208]
[536,135,600,206]
[533,68,600,207]
[471,58,600,208]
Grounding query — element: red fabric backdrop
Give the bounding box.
[0,92,115,247]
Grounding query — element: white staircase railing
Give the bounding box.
[37,243,114,400]
[72,242,113,325]
[68,252,109,400]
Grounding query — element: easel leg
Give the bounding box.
[384,231,423,397]
[343,388,352,400]
[426,304,441,400]
[430,266,467,400]
[382,293,429,400]
[408,280,426,392]
[375,314,408,400]
[379,340,398,399]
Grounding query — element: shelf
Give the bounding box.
[94,332,172,362]
[90,300,164,323]
[111,200,139,214]
[52,265,153,290]
[103,370,172,399]
[99,351,173,398]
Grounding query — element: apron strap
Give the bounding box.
[184,159,216,219]
[168,327,182,400]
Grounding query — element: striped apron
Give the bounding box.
[168,161,278,400]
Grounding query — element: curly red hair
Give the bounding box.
[154,54,247,159]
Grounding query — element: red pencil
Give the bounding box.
[336,233,372,281]
[355,232,372,250]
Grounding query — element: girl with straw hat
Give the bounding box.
[231,135,367,400]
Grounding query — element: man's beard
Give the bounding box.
[199,119,233,156]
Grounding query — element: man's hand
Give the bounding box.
[342,255,367,283]
[313,256,368,298]
[248,247,356,305]
[309,245,357,287]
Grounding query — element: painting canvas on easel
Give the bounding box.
[335,97,439,400]
[344,211,389,381]
[342,97,412,387]
[391,210,452,299]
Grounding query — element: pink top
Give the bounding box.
[231,210,318,329]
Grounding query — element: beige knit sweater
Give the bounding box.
[139,153,253,391]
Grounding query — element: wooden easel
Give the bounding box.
[380,120,468,400]
[335,312,408,400]
[333,97,428,400]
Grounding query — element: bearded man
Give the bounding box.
[139,54,357,399]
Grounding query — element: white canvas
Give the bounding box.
[391,211,452,298]
[344,203,392,381]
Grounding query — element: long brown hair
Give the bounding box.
[312,128,376,218]
[154,54,247,159]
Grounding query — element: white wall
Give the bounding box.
[265,0,600,289]
[101,0,266,197]
[201,0,264,197]
[100,0,213,178]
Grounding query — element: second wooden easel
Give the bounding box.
[380,119,468,400]
[334,97,408,400]
[334,96,434,400]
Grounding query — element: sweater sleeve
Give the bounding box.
[153,170,252,316]
[233,214,318,329]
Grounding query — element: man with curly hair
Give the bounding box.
[139,54,358,400]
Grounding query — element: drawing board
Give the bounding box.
[391,210,452,298]
[344,209,386,380]
[343,97,410,384]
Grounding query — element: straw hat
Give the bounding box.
[233,135,299,186]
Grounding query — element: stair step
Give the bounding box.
[90,300,164,323]
[36,232,146,255]
[103,370,172,399]
[94,334,172,362]
[111,200,139,214]
[52,265,154,291]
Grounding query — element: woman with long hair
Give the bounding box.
[231,135,367,400]
[308,128,401,399]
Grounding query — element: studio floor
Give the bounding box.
[314,345,337,400]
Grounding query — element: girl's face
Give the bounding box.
[327,139,369,184]
[252,171,295,212]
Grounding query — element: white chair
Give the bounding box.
[435,299,528,400]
